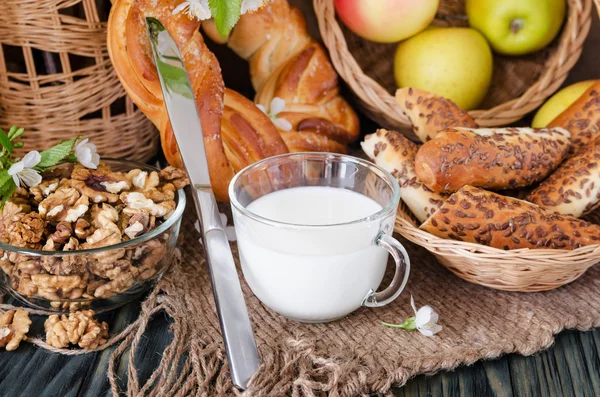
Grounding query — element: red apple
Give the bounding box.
[334,0,440,43]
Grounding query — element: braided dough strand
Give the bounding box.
[204,0,360,153]
[108,0,288,201]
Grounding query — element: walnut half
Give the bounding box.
[44,310,108,349]
[0,309,31,351]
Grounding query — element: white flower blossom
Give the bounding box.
[382,295,442,337]
[172,0,211,20]
[256,97,292,131]
[8,151,42,188]
[173,0,270,20]
[410,296,442,336]
[75,138,100,169]
[241,0,270,14]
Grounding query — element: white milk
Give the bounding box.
[233,186,391,322]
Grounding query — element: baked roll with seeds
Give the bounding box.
[527,136,600,217]
[361,129,447,222]
[549,81,600,154]
[395,87,478,143]
[414,127,571,193]
[421,185,600,250]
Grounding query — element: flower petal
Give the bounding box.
[19,168,42,187]
[240,0,255,14]
[90,153,101,169]
[189,0,211,20]
[75,139,100,169]
[75,138,89,151]
[172,1,190,15]
[11,174,20,188]
[22,151,41,168]
[8,161,24,177]
[410,295,418,316]
[256,104,267,115]
[274,117,292,131]
[87,142,98,152]
[270,97,286,115]
[428,311,439,325]
[241,0,265,14]
[417,327,435,337]
[76,147,92,165]
[415,306,433,328]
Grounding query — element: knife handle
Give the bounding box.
[194,188,260,389]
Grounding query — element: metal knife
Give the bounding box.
[146,17,260,390]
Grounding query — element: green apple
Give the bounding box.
[466,0,566,56]
[532,80,597,127]
[394,27,493,110]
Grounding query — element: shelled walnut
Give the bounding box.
[0,309,31,351]
[44,309,108,349]
[0,162,188,308]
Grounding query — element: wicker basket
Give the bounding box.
[395,204,600,292]
[314,0,594,134]
[0,0,158,161]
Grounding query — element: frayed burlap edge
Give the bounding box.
[2,230,600,396]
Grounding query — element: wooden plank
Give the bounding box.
[548,332,579,397]
[530,347,562,397]
[0,333,96,397]
[482,357,514,397]
[554,331,598,397]
[507,353,546,397]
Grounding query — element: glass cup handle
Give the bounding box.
[362,233,411,308]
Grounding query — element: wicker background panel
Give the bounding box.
[0,0,158,162]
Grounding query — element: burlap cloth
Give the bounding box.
[8,211,600,396]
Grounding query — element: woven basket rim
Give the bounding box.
[314,0,594,134]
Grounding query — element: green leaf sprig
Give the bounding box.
[209,0,243,39]
[172,1,271,39]
[0,127,82,208]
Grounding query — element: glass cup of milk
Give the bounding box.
[229,153,410,323]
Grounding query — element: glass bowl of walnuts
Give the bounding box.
[0,159,188,312]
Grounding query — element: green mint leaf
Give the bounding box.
[8,127,24,141]
[7,126,17,139]
[0,184,16,209]
[0,129,13,156]
[0,170,16,208]
[0,169,12,189]
[209,0,242,39]
[37,137,78,169]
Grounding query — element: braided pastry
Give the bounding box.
[107,0,359,201]
[203,0,359,153]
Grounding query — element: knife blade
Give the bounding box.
[146,17,260,390]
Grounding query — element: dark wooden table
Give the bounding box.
[1,5,600,397]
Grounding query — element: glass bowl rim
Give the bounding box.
[228,152,401,229]
[0,159,186,257]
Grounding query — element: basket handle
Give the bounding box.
[362,233,411,307]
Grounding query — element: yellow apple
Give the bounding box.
[532,80,597,127]
[334,0,439,43]
[394,27,493,110]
